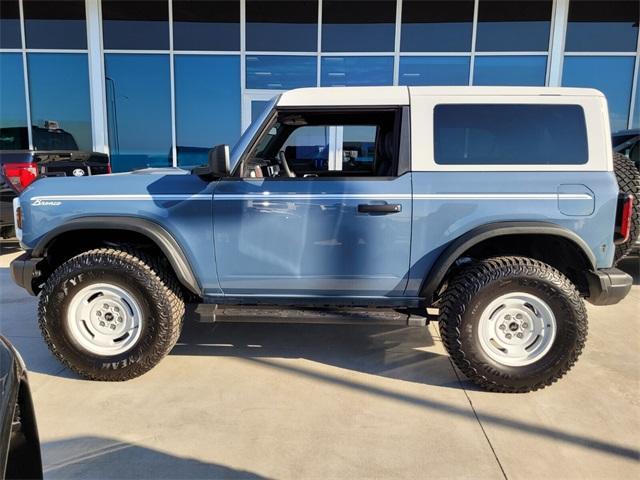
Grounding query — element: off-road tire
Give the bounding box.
[613,152,640,262]
[38,248,185,381]
[439,256,587,393]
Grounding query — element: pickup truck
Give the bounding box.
[0,126,110,239]
[9,87,638,392]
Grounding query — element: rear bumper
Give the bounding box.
[10,253,41,296]
[586,268,633,306]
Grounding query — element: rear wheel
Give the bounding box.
[38,248,184,381]
[439,256,587,393]
[613,152,640,263]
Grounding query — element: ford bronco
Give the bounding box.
[9,87,638,392]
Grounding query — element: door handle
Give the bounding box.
[357,203,402,214]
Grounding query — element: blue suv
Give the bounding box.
[10,87,637,392]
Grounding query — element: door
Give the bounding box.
[213,109,413,298]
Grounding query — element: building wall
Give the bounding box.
[1,0,639,172]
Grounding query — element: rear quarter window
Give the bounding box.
[434,104,588,165]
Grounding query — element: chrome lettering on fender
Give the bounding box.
[31,199,62,206]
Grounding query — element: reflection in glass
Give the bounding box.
[633,70,639,129]
[322,1,396,52]
[251,101,271,123]
[28,53,92,151]
[0,54,28,150]
[399,57,470,86]
[401,0,474,52]
[246,55,316,89]
[175,56,241,168]
[0,0,21,49]
[563,56,635,132]
[476,0,552,52]
[102,0,169,50]
[566,0,639,52]
[23,0,87,49]
[322,57,394,86]
[473,56,547,86]
[105,54,172,171]
[246,0,317,52]
[173,0,239,51]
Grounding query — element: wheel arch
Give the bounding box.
[32,216,202,296]
[420,221,597,304]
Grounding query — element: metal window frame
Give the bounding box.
[3,0,639,161]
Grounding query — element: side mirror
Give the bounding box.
[193,144,230,178]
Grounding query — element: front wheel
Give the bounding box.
[38,248,185,381]
[439,256,587,393]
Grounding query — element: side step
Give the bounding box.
[187,304,433,326]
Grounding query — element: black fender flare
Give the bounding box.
[32,216,202,296]
[419,221,597,303]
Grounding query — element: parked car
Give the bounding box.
[0,335,42,479]
[0,126,111,239]
[9,86,638,393]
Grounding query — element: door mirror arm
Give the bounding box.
[193,144,230,179]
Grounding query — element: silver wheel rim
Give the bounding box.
[66,283,144,356]
[478,292,557,367]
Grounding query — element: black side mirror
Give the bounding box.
[193,144,230,178]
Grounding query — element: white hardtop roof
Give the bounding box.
[276,86,604,107]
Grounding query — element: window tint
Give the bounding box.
[399,56,470,86]
[476,0,552,52]
[175,55,241,168]
[102,1,169,50]
[401,0,474,52]
[322,1,396,52]
[173,0,239,51]
[473,56,547,86]
[105,54,172,171]
[0,54,28,150]
[23,0,87,49]
[321,56,394,87]
[566,0,639,52]
[246,55,316,89]
[0,0,21,48]
[434,104,588,165]
[28,53,92,151]
[246,0,317,52]
[562,56,634,132]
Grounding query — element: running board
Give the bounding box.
[187,304,431,326]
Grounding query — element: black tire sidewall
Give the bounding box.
[458,273,583,388]
[40,253,176,378]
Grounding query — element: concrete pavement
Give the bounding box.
[1,246,638,479]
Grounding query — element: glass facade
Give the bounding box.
[0,0,639,169]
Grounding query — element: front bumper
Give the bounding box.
[586,268,633,306]
[10,253,42,296]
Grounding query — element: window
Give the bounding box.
[246,55,316,89]
[475,0,552,52]
[242,109,399,178]
[28,53,92,151]
[632,72,639,129]
[562,56,635,132]
[434,104,588,165]
[566,0,639,52]
[102,1,169,50]
[105,54,172,171]
[173,0,240,51]
[0,0,21,49]
[0,54,28,150]
[246,0,317,52]
[473,56,547,86]
[401,0,474,52]
[321,57,394,87]
[322,0,396,52]
[175,55,241,168]
[23,0,87,49]
[399,57,470,86]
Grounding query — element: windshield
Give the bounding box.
[230,95,279,173]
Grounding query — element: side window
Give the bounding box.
[242,109,400,178]
[433,104,588,165]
